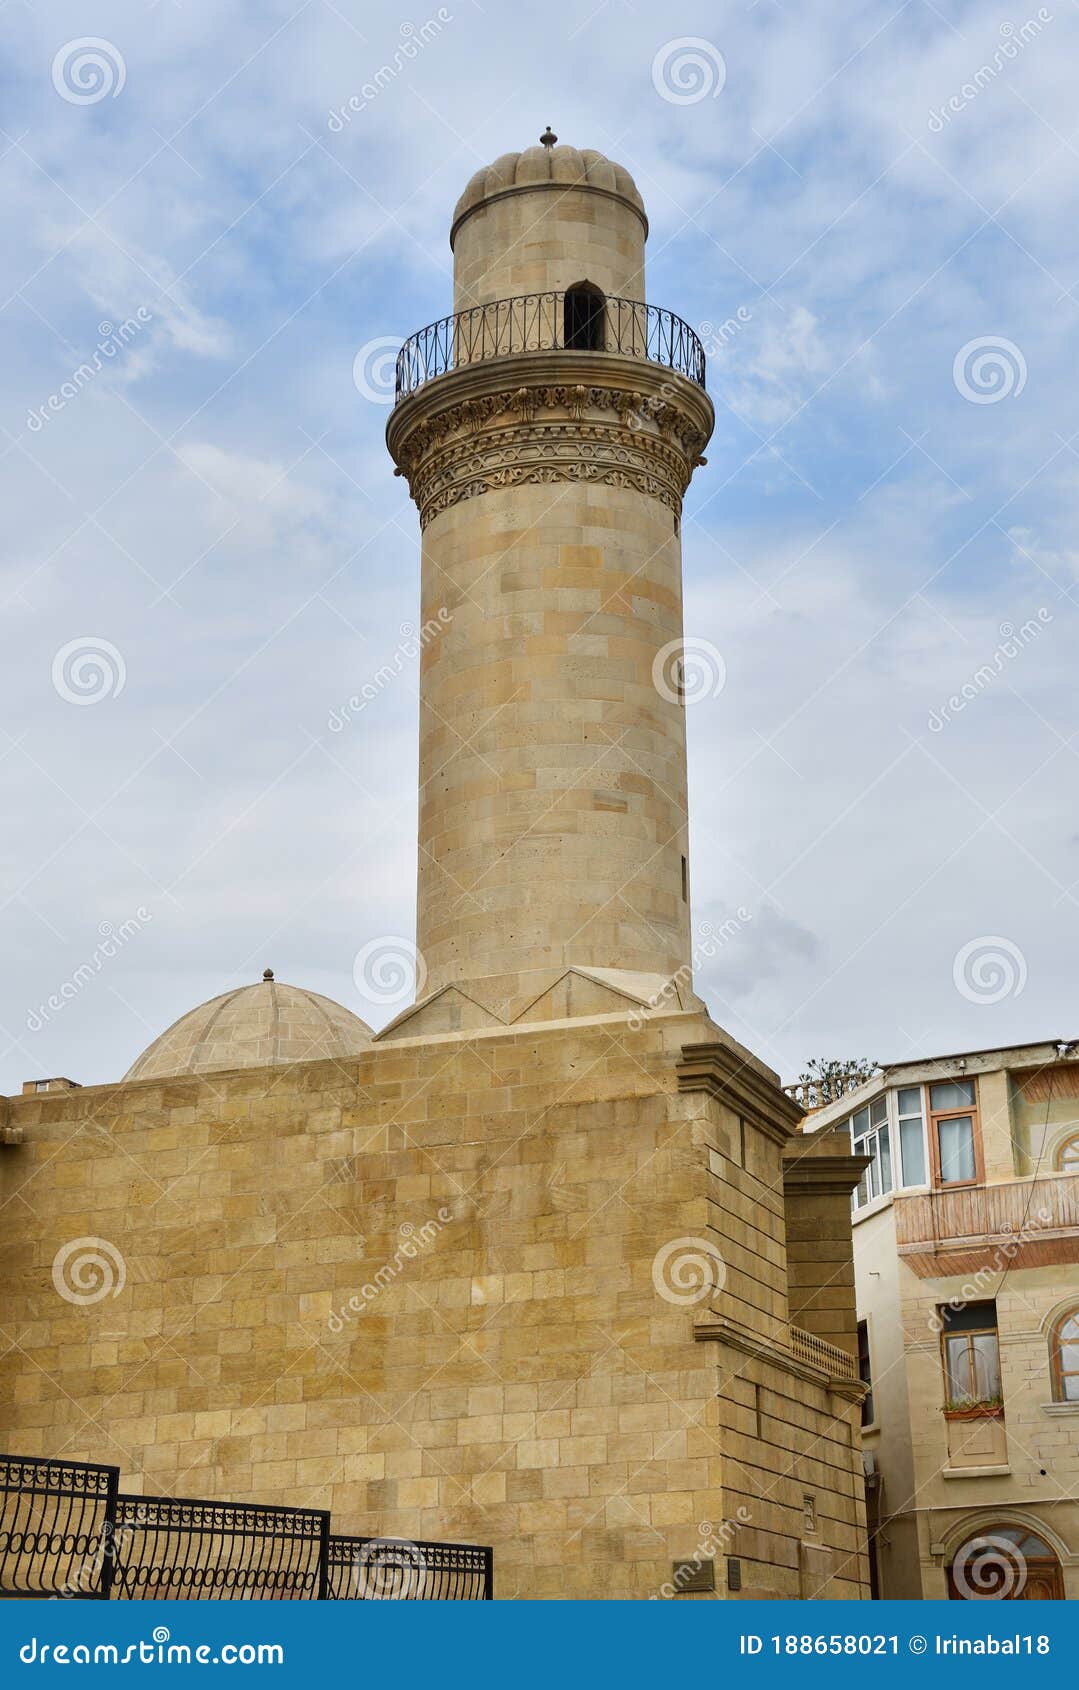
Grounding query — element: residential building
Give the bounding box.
[798,1040,1079,1599]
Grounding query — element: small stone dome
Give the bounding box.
[124,971,374,1081]
[451,140,646,245]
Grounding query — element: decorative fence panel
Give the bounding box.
[111,1496,329,1601]
[0,1455,491,1601]
[0,1455,118,1600]
[326,1535,493,1600]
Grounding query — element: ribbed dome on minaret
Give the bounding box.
[448,131,648,311]
[451,140,646,243]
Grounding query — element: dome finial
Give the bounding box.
[262,967,274,981]
[539,125,557,149]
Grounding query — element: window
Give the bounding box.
[852,1096,891,1208]
[848,1079,977,1209]
[949,1525,1061,1600]
[857,1319,874,1427]
[1056,1131,1079,1172]
[563,283,605,350]
[941,1302,1001,1408]
[1050,1308,1079,1403]
[928,1078,979,1186]
[895,1086,927,1185]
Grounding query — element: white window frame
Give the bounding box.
[851,1094,892,1210]
[850,1086,932,1211]
[894,1084,929,1190]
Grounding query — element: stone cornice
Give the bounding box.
[783,1146,871,1197]
[450,181,650,247]
[676,1040,802,1144]
[693,1315,866,1403]
[386,353,714,529]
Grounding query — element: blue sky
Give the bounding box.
[2,0,1077,1092]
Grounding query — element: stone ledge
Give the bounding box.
[677,1041,799,1144]
[940,1464,1012,1479]
[693,1314,866,1403]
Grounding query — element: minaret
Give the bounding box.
[387,133,714,1013]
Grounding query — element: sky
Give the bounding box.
[1,0,1077,1095]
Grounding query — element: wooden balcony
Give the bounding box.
[894,1173,1079,1277]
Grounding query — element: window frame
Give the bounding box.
[939,1302,1002,1410]
[1050,1307,1079,1404]
[851,1094,892,1209]
[927,1077,983,1189]
[894,1084,929,1189]
[848,1084,935,1211]
[1055,1130,1079,1173]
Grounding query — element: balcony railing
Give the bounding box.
[894,1172,1079,1277]
[395,291,707,402]
[783,1071,875,1112]
[0,1454,492,1600]
[789,1325,859,1383]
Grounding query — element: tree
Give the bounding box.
[796,1057,878,1106]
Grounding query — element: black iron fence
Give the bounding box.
[396,290,707,401]
[326,1534,493,1601]
[0,1455,492,1601]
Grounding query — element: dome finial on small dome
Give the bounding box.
[540,125,557,149]
[262,967,274,981]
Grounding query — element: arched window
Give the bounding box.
[563,283,605,351]
[949,1523,1061,1600]
[1055,1130,1079,1171]
[1050,1307,1079,1402]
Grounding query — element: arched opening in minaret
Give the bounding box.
[564,283,606,351]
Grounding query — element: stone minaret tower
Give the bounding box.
[387,134,714,1015]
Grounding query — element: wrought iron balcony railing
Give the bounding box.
[0,1454,492,1600]
[395,291,707,402]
